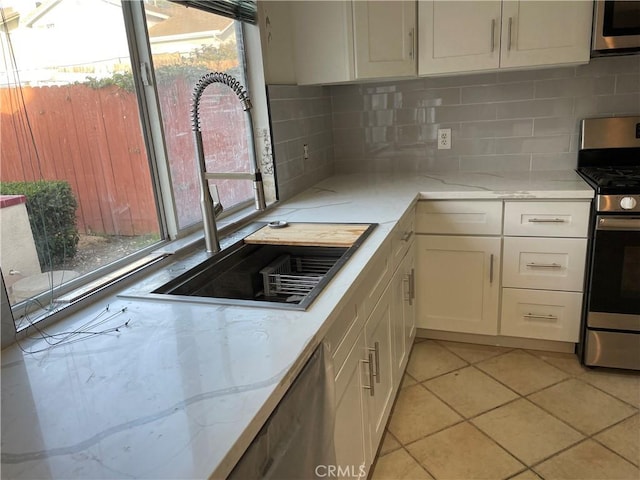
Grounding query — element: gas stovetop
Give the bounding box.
[576,116,640,206]
[577,166,640,195]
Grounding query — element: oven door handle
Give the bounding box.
[596,216,640,231]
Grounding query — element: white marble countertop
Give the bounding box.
[0,171,593,479]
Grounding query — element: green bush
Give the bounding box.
[0,181,79,269]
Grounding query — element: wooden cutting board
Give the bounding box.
[244,223,371,247]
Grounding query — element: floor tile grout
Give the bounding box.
[373,339,639,480]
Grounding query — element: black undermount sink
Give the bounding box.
[151,223,376,310]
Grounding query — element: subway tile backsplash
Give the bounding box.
[267,56,640,187]
[267,85,334,200]
[328,55,640,173]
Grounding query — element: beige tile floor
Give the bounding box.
[372,339,640,480]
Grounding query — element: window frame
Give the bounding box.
[3,0,275,342]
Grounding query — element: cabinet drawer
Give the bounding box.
[503,237,587,291]
[501,288,582,342]
[416,201,502,235]
[391,207,415,271]
[504,201,590,238]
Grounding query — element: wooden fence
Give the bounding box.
[0,80,251,236]
[1,84,158,236]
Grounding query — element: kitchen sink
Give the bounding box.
[149,222,376,310]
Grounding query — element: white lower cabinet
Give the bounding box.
[416,235,501,335]
[334,328,370,479]
[500,200,589,343]
[415,199,590,345]
[364,287,394,453]
[392,245,416,380]
[327,211,416,477]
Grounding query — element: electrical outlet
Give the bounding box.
[438,128,451,150]
[303,144,309,160]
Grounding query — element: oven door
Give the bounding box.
[587,215,640,331]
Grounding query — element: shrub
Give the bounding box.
[0,181,79,269]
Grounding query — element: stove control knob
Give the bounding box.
[620,197,637,210]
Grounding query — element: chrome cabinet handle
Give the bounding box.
[523,313,558,321]
[403,268,416,305]
[527,218,566,223]
[401,230,414,242]
[409,268,415,305]
[369,342,380,383]
[507,17,513,51]
[489,254,494,283]
[490,19,496,52]
[362,354,375,397]
[409,28,415,59]
[526,262,562,269]
[403,274,411,302]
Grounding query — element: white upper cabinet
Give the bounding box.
[291,1,417,85]
[500,1,593,69]
[353,1,417,79]
[292,1,354,85]
[419,1,502,74]
[418,0,593,76]
[257,1,297,84]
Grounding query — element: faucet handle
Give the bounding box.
[208,184,223,217]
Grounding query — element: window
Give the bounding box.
[144,2,255,228]
[0,0,273,331]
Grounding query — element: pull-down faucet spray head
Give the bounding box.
[191,72,267,254]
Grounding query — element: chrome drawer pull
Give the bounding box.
[362,354,375,396]
[527,218,566,223]
[526,262,562,269]
[523,313,558,321]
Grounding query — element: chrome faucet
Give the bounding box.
[191,72,267,253]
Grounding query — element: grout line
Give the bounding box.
[590,419,640,468]
[379,343,639,477]
[399,443,438,480]
[575,373,640,410]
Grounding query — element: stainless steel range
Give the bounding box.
[576,116,640,370]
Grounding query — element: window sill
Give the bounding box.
[8,201,278,341]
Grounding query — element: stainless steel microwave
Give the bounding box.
[592,0,640,55]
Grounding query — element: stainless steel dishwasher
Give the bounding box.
[228,345,336,479]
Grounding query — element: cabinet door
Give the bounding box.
[403,247,417,351]
[416,235,501,335]
[418,0,501,75]
[391,264,406,383]
[353,1,417,79]
[334,330,370,478]
[292,1,354,85]
[364,286,394,452]
[257,2,297,84]
[500,1,592,68]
